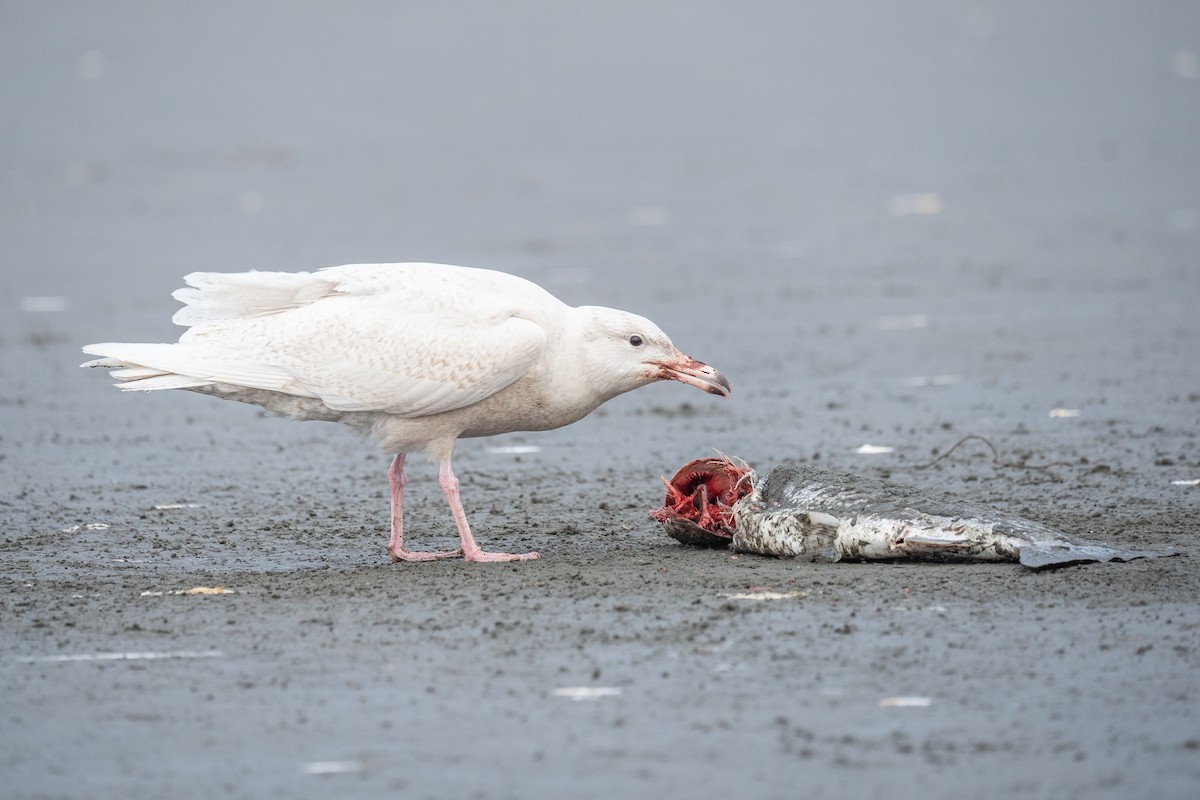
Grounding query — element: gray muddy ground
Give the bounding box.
[2,3,1199,799]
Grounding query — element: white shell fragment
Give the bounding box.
[552,687,623,701]
[855,444,895,455]
[140,587,235,596]
[1048,408,1081,418]
[717,590,808,601]
[61,523,110,533]
[880,696,933,707]
[302,760,365,775]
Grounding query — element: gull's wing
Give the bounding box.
[85,264,554,418]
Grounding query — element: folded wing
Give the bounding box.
[84,264,550,418]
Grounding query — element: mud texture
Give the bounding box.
[3,4,1199,799]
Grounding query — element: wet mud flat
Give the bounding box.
[3,379,1199,799]
[4,535,1200,800]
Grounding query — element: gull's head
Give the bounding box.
[577,306,731,399]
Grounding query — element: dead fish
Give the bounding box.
[651,456,1174,569]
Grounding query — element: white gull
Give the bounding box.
[83,262,730,562]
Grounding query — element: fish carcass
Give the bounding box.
[651,456,1172,569]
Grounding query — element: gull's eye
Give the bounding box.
[629,334,644,347]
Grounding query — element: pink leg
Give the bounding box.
[387,453,463,562]
[439,458,539,563]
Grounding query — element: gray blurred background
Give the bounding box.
[3,2,1198,462]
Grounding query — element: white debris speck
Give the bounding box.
[61,522,110,533]
[856,444,895,455]
[878,314,929,330]
[880,696,932,707]
[21,296,70,313]
[552,686,622,701]
[140,587,235,596]
[717,590,808,601]
[627,205,670,226]
[486,445,541,455]
[1048,408,1081,418]
[240,190,264,213]
[153,503,201,510]
[18,650,224,663]
[888,193,943,216]
[1171,479,1199,486]
[1173,49,1198,79]
[77,49,107,81]
[302,760,365,775]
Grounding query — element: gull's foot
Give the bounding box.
[388,546,464,563]
[463,548,540,563]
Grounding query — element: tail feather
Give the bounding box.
[109,366,166,380]
[112,374,214,391]
[80,342,312,397]
[99,365,209,391]
[81,356,125,369]
[82,343,215,392]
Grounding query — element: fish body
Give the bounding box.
[655,458,1171,570]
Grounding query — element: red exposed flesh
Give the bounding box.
[649,455,753,537]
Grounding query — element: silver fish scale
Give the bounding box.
[729,463,1171,569]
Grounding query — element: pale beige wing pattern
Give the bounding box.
[87,266,550,418]
[220,294,549,416]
